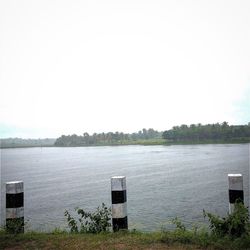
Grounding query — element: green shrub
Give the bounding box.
[64,203,111,233]
[203,201,250,238]
[5,218,24,234]
[171,217,186,231]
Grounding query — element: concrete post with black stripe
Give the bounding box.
[111,176,128,231]
[228,174,244,214]
[6,181,24,233]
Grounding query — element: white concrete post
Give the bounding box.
[6,181,24,233]
[228,174,244,214]
[111,176,128,231]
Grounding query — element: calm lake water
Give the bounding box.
[1,144,249,231]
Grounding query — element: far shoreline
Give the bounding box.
[1,139,249,149]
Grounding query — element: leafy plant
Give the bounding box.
[203,201,250,237]
[171,217,186,231]
[64,203,111,233]
[5,218,25,234]
[64,210,78,233]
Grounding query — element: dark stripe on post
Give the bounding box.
[111,190,127,204]
[229,190,244,203]
[112,217,128,231]
[6,193,24,208]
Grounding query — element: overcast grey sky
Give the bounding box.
[0,0,250,138]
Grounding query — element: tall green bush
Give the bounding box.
[65,203,111,233]
[203,201,250,237]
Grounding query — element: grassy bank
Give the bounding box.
[2,138,250,149]
[89,138,250,146]
[53,138,250,147]
[163,138,250,145]
[1,230,250,250]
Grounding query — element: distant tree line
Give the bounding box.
[162,122,250,142]
[2,123,249,148]
[0,138,56,148]
[54,129,162,146]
